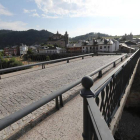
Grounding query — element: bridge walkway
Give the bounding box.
[18,55,128,140]
[0,55,124,139]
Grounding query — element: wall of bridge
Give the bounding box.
[126,60,140,107]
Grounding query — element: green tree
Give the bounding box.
[27,48,33,55]
[46,56,50,61]
[0,51,4,56]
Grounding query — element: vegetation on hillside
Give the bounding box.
[0,29,53,49]
[70,32,111,41]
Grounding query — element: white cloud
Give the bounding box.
[23,9,30,13]
[32,13,40,17]
[0,3,13,16]
[34,0,140,18]
[0,20,28,30]
[42,14,59,18]
[23,9,37,13]
[24,9,40,17]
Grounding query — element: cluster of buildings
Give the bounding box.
[67,39,120,53]
[4,44,28,56]
[120,33,140,44]
[3,31,68,56]
[2,31,139,56]
[47,31,68,48]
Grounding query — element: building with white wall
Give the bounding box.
[39,46,65,54]
[82,40,98,53]
[20,44,28,55]
[67,38,119,53]
[97,39,119,52]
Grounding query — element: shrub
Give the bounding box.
[29,54,50,61]
[0,57,23,69]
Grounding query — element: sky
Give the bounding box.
[0,0,140,37]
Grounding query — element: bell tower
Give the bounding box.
[64,31,69,48]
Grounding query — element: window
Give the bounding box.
[108,46,110,48]
[100,46,102,49]
[104,46,106,48]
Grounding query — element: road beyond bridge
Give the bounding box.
[0,55,125,139]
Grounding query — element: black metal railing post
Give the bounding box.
[59,95,64,107]
[67,59,69,63]
[55,97,59,110]
[98,70,102,78]
[42,64,45,69]
[113,62,116,67]
[80,76,94,140]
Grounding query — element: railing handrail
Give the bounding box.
[0,53,95,74]
[0,53,126,131]
[88,54,126,77]
[87,98,114,140]
[0,52,122,74]
[92,49,139,97]
[80,49,140,140]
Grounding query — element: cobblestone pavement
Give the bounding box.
[19,94,83,140]
[0,55,122,139]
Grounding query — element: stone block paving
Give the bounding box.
[19,94,83,140]
[0,55,122,139]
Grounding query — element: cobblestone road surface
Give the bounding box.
[19,94,83,140]
[0,55,122,139]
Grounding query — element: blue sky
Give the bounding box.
[0,0,140,37]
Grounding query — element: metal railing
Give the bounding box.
[0,53,127,131]
[0,52,122,75]
[80,49,140,140]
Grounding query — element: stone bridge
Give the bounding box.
[0,53,138,140]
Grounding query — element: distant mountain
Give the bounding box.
[0,29,53,49]
[70,32,111,42]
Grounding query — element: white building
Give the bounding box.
[39,46,65,54]
[97,39,119,52]
[82,40,96,53]
[67,38,119,53]
[29,46,38,53]
[20,44,28,55]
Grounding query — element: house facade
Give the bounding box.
[82,39,119,53]
[67,40,83,53]
[82,40,98,53]
[20,44,28,55]
[39,46,65,54]
[47,31,68,48]
[67,38,119,53]
[4,46,20,56]
[97,39,119,52]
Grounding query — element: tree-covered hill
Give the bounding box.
[0,29,53,49]
[70,32,111,42]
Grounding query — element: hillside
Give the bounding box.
[0,29,53,49]
[70,32,111,42]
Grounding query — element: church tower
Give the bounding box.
[64,31,69,48]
